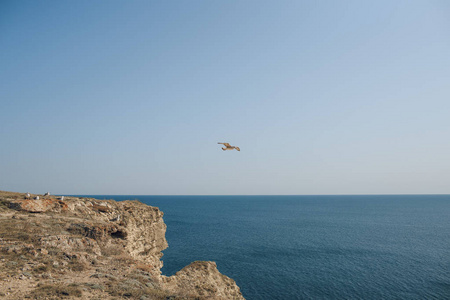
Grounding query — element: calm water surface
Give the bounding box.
[80,195,450,299]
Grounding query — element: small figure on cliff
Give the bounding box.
[26,192,31,198]
[60,196,64,201]
[35,196,40,200]
[44,192,50,196]
[218,143,240,151]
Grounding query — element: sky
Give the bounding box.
[1,0,450,195]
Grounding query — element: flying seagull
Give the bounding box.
[218,142,240,151]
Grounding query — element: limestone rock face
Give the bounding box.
[39,235,102,262]
[0,191,245,299]
[9,198,68,213]
[117,202,168,269]
[163,261,244,299]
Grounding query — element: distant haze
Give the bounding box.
[1,1,449,195]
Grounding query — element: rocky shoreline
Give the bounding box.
[0,190,244,299]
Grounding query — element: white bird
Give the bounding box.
[218,142,240,151]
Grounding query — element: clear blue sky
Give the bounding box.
[1,1,449,195]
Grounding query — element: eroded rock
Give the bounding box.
[9,199,67,213]
[0,191,245,299]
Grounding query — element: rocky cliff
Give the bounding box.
[0,191,244,299]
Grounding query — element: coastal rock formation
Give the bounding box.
[0,191,244,299]
[163,261,243,299]
[9,198,68,213]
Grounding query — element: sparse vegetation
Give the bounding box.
[135,263,154,273]
[105,282,169,299]
[0,198,9,210]
[0,190,244,299]
[68,257,86,272]
[100,243,124,256]
[29,283,83,298]
[33,263,50,273]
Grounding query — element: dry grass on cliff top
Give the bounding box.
[0,190,244,300]
[0,191,174,299]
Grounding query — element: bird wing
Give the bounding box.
[218,142,231,147]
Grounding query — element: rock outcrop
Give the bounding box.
[163,261,243,299]
[0,190,244,299]
[9,198,68,213]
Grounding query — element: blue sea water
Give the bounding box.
[80,195,450,299]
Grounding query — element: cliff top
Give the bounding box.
[0,190,244,300]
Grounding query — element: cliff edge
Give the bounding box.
[0,191,244,299]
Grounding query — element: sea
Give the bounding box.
[78,195,450,299]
